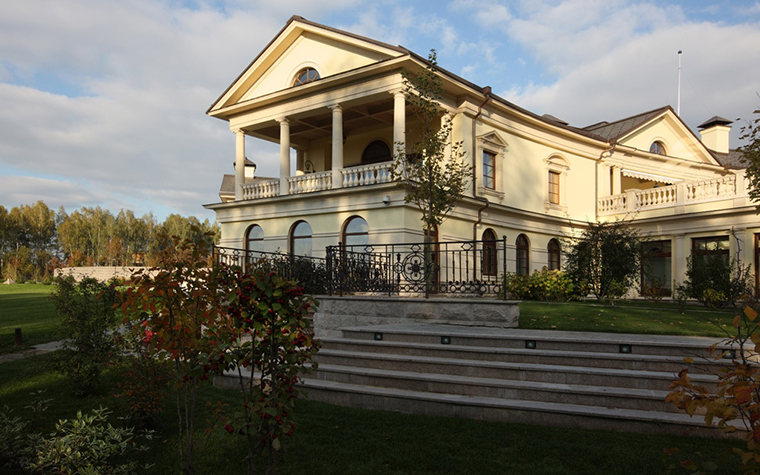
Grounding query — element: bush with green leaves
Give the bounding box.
[211,265,320,475]
[29,407,153,475]
[0,391,52,470]
[503,268,573,302]
[683,254,752,308]
[564,221,641,302]
[51,276,120,396]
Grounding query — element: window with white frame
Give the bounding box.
[544,155,569,212]
[476,131,508,198]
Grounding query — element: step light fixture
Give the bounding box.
[619,344,632,354]
[441,336,451,345]
[525,340,536,349]
[374,332,383,341]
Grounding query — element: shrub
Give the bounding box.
[683,254,752,308]
[29,407,153,475]
[564,221,641,302]
[51,277,120,396]
[0,392,51,470]
[502,268,573,302]
[212,266,320,475]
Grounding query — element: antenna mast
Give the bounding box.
[677,50,682,116]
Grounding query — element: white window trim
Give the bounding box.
[544,156,569,213]
[476,132,508,199]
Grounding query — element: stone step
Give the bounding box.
[309,363,680,413]
[313,349,718,391]
[319,337,730,374]
[339,325,735,358]
[299,378,738,436]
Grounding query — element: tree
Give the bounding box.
[119,231,223,475]
[564,221,642,302]
[392,50,471,237]
[212,266,319,475]
[740,101,760,212]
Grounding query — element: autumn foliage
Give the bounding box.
[667,301,760,473]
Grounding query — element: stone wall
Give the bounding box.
[313,296,519,337]
[54,266,148,282]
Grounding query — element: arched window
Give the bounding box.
[292,68,320,86]
[245,224,264,253]
[482,229,498,276]
[649,141,666,155]
[290,221,313,257]
[516,234,530,276]
[342,216,369,248]
[548,238,561,271]
[361,140,392,165]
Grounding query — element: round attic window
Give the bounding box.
[293,68,320,86]
[649,141,666,155]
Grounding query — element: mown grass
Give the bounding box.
[519,300,734,338]
[0,353,745,475]
[0,283,58,353]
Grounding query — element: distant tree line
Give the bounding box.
[0,201,219,282]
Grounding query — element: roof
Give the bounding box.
[712,149,745,169]
[582,106,671,141]
[220,174,278,197]
[698,116,733,129]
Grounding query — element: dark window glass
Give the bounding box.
[293,68,320,86]
[342,216,369,248]
[548,171,560,204]
[290,221,313,257]
[649,141,666,155]
[483,151,495,190]
[246,224,264,253]
[548,238,561,271]
[641,240,672,295]
[361,141,392,165]
[482,229,497,276]
[516,234,529,276]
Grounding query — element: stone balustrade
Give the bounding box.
[341,161,394,187]
[598,174,741,216]
[288,171,332,194]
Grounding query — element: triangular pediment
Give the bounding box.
[208,16,407,115]
[477,130,508,150]
[614,108,719,166]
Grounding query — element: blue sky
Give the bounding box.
[1,0,759,221]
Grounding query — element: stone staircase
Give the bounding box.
[298,324,740,436]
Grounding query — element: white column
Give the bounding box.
[279,118,290,195]
[612,166,622,195]
[331,105,343,189]
[393,91,406,156]
[296,150,305,176]
[673,234,686,286]
[234,129,245,200]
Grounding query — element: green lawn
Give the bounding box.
[0,353,744,475]
[0,283,58,353]
[519,300,734,337]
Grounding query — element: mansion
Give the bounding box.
[204,15,758,296]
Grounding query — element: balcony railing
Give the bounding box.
[598,174,740,216]
[341,161,393,187]
[239,161,394,201]
[289,170,332,194]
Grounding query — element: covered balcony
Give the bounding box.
[226,89,407,202]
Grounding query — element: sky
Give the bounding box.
[1,0,759,222]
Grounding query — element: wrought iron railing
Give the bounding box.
[214,238,509,299]
[326,237,508,299]
[213,246,329,295]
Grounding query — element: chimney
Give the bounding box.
[234,158,257,181]
[698,116,732,154]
